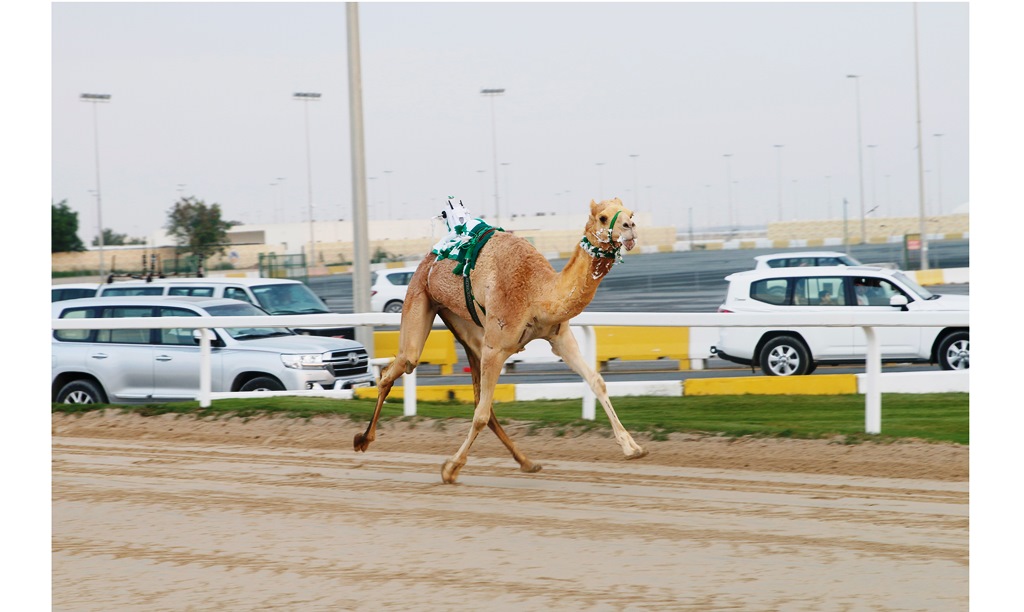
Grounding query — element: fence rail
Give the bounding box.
[52,311,969,434]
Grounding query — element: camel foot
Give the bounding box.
[520,461,543,474]
[441,459,465,484]
[353,432,372,453]
[626,446,649,460]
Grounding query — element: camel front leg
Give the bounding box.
[441,348,508,483]
[549,328,648,459]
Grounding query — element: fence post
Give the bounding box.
[581,325,596,420]
[863,326,881,434]
[404,369,417,416]
[199,328,212,408]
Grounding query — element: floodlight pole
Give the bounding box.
[294,91,321,266]
[80,93,110,279]
[481,88,504,224]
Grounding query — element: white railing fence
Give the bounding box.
[52,311,968,435]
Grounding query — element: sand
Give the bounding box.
[52,410,968,611]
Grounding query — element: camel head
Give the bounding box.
[587,198,638,252]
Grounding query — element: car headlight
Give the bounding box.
[281,353,326,369]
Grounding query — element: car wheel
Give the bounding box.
[938,331,969,370]
[384,300,404,314]
[760,336,812,376]
[56,380,107,404]
[240,377,285,392]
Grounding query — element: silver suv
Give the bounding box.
[51,296,375,404]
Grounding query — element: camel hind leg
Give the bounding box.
[440,310,541,475]
[354,262,438,452]
[548,326,648,459]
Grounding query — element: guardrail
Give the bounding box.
[52,311,968,435]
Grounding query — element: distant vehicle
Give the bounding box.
[370,267,418,313]
[753,251,863,270]
[51,296,375,404]
[90,276,352,338]
[52,283,101,302]
[712,266,969,376]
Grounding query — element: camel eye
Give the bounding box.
[599,215,608,223]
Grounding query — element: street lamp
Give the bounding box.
[481,88,504,224]
[933,133,944,215]
[629,154,640,207]
[723,154,734,231]
[847,74,867,244]
[867,144,878,220]
[773,144,784,222]
[293,91,321,265]
[80,93,110,279]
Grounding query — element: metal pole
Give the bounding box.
[774,144,784,222]
[294,92,321,265]
[347,2,374,354]
[481,88,504,224]
[913,3,930,270]
[847,74,867,244]
[81,93,110,279]
[933,133,944,215]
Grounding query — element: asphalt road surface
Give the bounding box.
[308,240,968,384]
[310,239,969,314]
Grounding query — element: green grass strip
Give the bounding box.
[53,393,968,445]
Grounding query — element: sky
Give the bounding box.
[48,1,970,244]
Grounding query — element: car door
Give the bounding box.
[93,306,158,401]
[789,276,856,359]
[150,306,222,400]
[847,275,921,358]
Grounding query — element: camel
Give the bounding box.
[354,197,648,483]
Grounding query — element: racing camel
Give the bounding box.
[354,198,648,483]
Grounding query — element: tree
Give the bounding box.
[165,197,237,264]
[52,200,85,253]
[91,228,146,246]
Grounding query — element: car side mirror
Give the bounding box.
[889,295,909,311]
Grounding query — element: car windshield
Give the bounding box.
[250,283,330,315]
[891,271,936,300]
[205,302,295,340]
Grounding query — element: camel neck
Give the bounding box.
[550,240,618,319]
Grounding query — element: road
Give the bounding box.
[307,240,968,384]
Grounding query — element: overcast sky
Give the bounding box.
[50,1,969,242]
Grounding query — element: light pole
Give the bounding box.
[500,162,511,218]
[847,74,867,244]
[867,144,878,221]
[294,91,321,265]
[773,144,784,222]
[481,88,504,224]
[933,133,944,215]
[629,154,640,207]
[723,154,734,231]
[81,93,110,279]
[383,170,393,219]
[912,3,929,269]
[595,162,605,197]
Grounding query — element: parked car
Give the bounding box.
[51,296,375,404]
[90,276,353,338]
[753,251,863,270]
[370,267,418,313]
[712,266,969,376]
[52,282,101,302]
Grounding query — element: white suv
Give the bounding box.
[52,296,375,404]
[370,267,418,313]
[712,266,969,376]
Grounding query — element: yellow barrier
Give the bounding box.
[684,374,857,396]
[913,269,946,286]
[354,383,515,403]
[596,326,690,371]
[373,329,458,375]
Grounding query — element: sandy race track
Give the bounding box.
[52,410,968,611]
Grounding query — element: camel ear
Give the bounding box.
[613,197,623,206]
[590,199,607,216]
